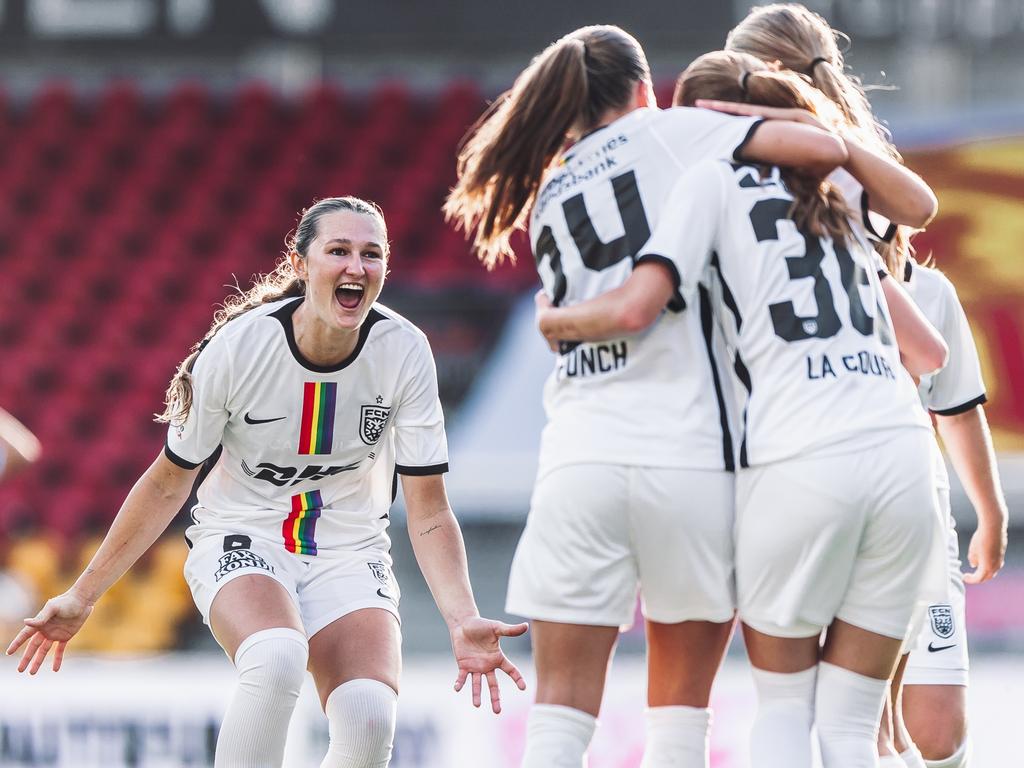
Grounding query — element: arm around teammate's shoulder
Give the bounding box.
[881,277,948,378]
[841,138,937,228]
[6,451,200,673]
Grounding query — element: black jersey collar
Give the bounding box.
[270,297,387,373]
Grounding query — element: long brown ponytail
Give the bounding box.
[675,50,853,245]
[725,2,913,276]
[444,25,650,269]
[156,196,387,426]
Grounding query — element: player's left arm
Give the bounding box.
[536,161,723,346]
[535,261,676,349]
[935,406,1008,583]
[403,472,528,713]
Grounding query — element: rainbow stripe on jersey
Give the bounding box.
[283,489,323,555]
[298,382,337,455]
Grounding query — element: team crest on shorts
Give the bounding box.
[214,549,275,582]
[359,403,391,445]
[367,561,390,586]
[929,605,955,639]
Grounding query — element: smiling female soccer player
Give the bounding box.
[7,196,527,768]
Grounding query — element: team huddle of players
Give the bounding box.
[6,3,1008,768]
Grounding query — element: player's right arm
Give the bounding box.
[6,452,200,673]
[536,161,723,345]
[880,277,949,378]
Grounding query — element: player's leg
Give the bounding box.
[881,654,927,768]
[637,468,736,767]
[506,464,637,767]
[308,608,401,768]
[525,620,619,766]
[828,430,939,768]
[900,507,970,767]
[183,531,308,768]
[742,626,821,768]
[735,457,866,768]
[209,574,308,768]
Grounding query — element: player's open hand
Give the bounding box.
[963,519,1007,584]
[695,99,830,131]
[450,616,529,714]
[5,591,94,674]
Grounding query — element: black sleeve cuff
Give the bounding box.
[860,190,897,243]
[931,394,987,417]
[636,253,686,312]
[396,462,449,476]
[164,440,203,470]
[732,118,765,163]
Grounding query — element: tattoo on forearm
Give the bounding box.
[420,524,442,536]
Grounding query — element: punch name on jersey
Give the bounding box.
[806,350,897,382]
[556,340,628,379]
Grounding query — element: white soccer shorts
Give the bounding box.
[903,503,969,686]
[736,428,939,640]
[184,528,400,639]
[505,463,735,628]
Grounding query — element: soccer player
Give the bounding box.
[445,24,862,768]
[7,196,527,768]
[722,6,1008,766]
[535,50,947,768]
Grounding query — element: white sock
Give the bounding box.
[749,666,817,768]
[879,755,908,767]
[215,627,309,768]
[816,661,888,768]
[924,739,970,768]
[521,704,597,768]
[640,705,711,768]
[319,679,398,768]
[900,746,927,768]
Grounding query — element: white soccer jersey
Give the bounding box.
[642,160,930,466]
[903,259,987,416]
[530,106,763,473]
[165,297,448,557]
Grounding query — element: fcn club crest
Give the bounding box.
[929,605,955,639]
[359,404,391,445]
[367,561,390,586]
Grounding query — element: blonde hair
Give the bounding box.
[675,50,853,245]
[444,25,650,269]
[157,196,387,426]
[725,2,912,275]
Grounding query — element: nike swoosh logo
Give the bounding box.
[244,413,286,425]
[377,588,397,603]
[928,642,956,652]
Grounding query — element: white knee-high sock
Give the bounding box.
[319,679,398,768]
[215,627,309,768]
[924,739,970,768]
[521,704,596,768]
[640,705,711,768]
[816,662,888,768]
[900,746,927,768]
[749,666,817,768]
[879,755,908,767]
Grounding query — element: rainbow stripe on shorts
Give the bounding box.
[283,489,323,556]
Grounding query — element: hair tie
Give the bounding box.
[739,70,752,94]
[808,56,829,74]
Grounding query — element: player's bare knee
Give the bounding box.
[913,722,967,762]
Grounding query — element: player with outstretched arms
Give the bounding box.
[535,50,948,768]
[444,23,913,768]
[7,197,527,768]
